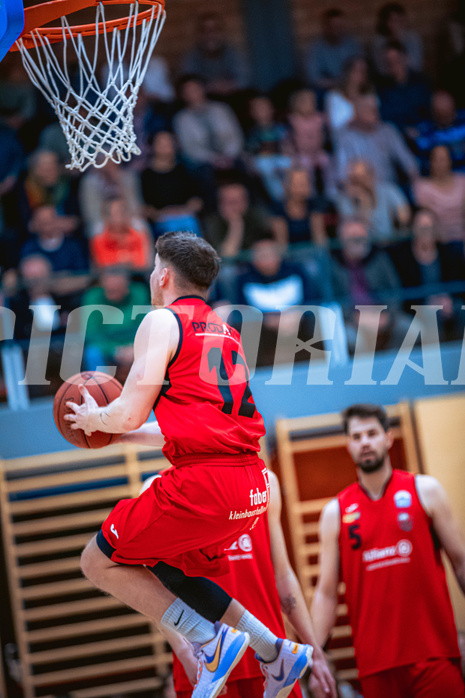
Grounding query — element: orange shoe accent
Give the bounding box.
[205,631,226,673]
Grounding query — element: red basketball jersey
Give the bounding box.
[172,515,303,697]
[338,469,460,678]
[154,297,265,465]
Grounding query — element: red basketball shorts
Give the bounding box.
[360,658,465,698]
[97,454,269,576]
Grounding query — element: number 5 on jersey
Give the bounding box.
[349,523,362,550]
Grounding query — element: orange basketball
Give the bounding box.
[53,371,123,449]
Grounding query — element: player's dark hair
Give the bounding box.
[341,404,390,433]
[155,231,221,291]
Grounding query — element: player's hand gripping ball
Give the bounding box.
[53,371,123,448]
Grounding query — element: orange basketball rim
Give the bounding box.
[7,0,167,171]
[11,0,165,50]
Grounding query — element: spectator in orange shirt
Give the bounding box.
[90,198,153,271]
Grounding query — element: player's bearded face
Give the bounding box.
[347,417,390,473]
[356,448,387,473]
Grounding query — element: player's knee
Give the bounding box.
[80,540,95,581]
[80,535,107,585]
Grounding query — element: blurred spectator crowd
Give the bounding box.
[1,4,465,396]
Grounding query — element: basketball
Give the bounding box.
[53,371,123,449]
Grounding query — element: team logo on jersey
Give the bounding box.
[110,524,119,539]
[225,534,253,561]
[249,487,267,507]
[363,539,412,570]
[345,503,359,513]
[238,534,253,552]
[343,511,361,524]
[394,490,412,508]
[397,539,412,556]
[229,484,268,522]
[397,512,413,532]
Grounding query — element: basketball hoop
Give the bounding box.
[11,0,166,171]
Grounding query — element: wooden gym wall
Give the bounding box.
[0,437,270,698]
[413,393,465,628]
[0,444,172,698]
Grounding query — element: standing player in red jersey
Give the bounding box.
[65,231,330,698]
[132,468,336,698]
[311,403,465,698]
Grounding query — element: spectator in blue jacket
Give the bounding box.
[413,90,465,174]
[378,40,431,133]
[20,205,89,313]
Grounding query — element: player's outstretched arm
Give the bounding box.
[65,309,179,435]
[115,421,165,447]
[267,472,337,698]
[416,474,465,595]
[311,499,340,648]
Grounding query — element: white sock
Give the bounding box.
[161,599,216,645]
[236,610,279,662]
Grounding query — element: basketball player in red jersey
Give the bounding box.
[65,232,327,698]
[311,403,465,698]
[131,468,335,698]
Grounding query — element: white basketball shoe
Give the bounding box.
[192,622,250,698]
[258,638,313,698]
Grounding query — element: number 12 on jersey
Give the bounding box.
[207,347,256,418]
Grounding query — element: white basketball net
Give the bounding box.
[16,2,166,171]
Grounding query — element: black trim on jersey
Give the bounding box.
[153,371,172,410]
[166,308,183,368]
[172,295,207,304]
[153,309,182,411]
[358,471,393,502]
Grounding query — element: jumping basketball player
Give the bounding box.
[311,403,465,698]
[65,232,318,698]
[131,464,336,698]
